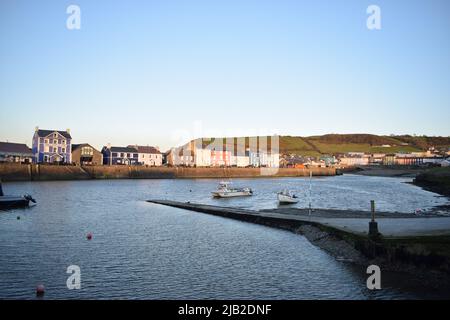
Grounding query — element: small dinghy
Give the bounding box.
[0,180,36,210]
[277,189,298,204]
[212,181,253,198]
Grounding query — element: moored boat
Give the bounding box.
[277,189,298,204]
[0,180,36,210]
[211,181,253,198]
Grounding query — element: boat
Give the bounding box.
[0,180,36,210]
[211,181,253,198]
[277,189,298,204]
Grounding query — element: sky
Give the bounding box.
[1,0,449,151]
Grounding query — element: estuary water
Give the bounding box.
[0,175,449,299]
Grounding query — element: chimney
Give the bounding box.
[66,128,70,134]
[35,126,39,132]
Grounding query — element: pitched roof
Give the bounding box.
[0,142,33,155]
[127,145,161,154]
[36,129,71,139]
[72,143,100,152]
[104,146,138,153]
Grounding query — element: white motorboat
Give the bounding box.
[211,181,253,198]
[277,189,298,204]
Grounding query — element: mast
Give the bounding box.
[308,170,312,215]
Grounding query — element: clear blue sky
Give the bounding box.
[1,0,449,151]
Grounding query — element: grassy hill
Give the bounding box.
[190,134,450,157]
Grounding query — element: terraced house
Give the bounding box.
[101,145,139,165]
[32,127,72,164]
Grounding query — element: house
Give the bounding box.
[319,155,337,166]
[250,152,279,168]
[231,151,250,167]
[128,145,162,166]
[101,145,139,165]
[339,154,370,166]
[210,150,231,167]
[423,156,445,165]
[71,144,103,165]
[370,153,386,164]
[32,127,72,163]
[383,154,396,165]
[194,148,212,167]
[395,153,423,165]
[166,147,194,166]
[0,142,33,163]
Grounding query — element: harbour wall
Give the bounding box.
[0,163,336,182]
[148,200,450,276]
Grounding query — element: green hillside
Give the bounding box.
[191,134,450,157]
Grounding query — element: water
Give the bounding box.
[0,175,449,299]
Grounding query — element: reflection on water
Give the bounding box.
[0,175,448,299]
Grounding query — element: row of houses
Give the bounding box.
[337,151,450,167]
[166,147,279,168]
[0,127,162,166]
[1,128,449,168]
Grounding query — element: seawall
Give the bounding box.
[0,163,336,182]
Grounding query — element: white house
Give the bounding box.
[250,152,279,167]
[128,145,162,166]
[233,155,250,167]
[194,148,211,167]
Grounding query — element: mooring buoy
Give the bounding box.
[36,284,45,296]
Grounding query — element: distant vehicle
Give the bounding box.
[0,180,36,209]
[211,181,253,198]
[277,189,299,204]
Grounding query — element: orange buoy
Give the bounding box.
[36,284,45,296]
[86,232,92,240]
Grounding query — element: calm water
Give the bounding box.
[0,175,449,299]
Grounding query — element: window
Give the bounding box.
[127,153,131,158]
[53,140,57,144]
[63,140,66,145]
[112,152,117,157]
[121,153,124,157]
[62,148,65,153]
[45,139,48,144]
[40,138,44,143]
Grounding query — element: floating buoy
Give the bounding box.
[86,232,92,240]
[36,284,45,296]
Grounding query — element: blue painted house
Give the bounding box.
[101,145,139,165]
[32,127,72,164]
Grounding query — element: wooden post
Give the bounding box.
[371,200,375,222]
[369,200,379,238]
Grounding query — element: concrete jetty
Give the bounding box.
[147,200,450,237]
[147,200,450,275]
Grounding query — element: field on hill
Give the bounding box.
[191,134,450,157]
